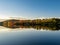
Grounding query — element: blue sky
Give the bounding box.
[0,0,60,19]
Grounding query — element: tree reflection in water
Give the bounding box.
[2,25,60,31]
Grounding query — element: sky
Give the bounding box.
[0,0,60,19]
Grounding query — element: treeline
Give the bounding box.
[0,18,60,28]
[15,18,60,26]
[32,18,60,26]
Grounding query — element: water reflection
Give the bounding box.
[1,25,60,31]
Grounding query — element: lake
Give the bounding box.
[0,26,60,45]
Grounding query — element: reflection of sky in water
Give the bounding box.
[0,26,60,45]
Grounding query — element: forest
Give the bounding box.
[0,18,60,30]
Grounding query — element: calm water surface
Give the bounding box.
[0,26,60,45]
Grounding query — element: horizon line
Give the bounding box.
[0,17,60,20]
